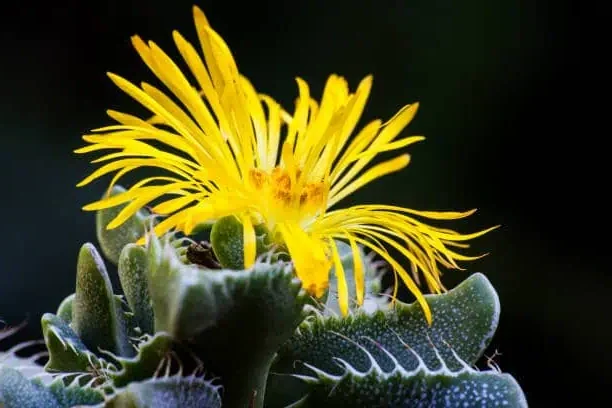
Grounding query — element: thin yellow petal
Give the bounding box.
[261,95,282,169]
[242,214,256,268]
[240,76,268,168]
[335,75,373,155]
[89,124,197,160]
[351,235,432,324]
[347,235,365,306]
[330,239,349,316]
[350,204,478,220]
[351,226,442,292]
[76,158,194,187]
[329,154,410,207]
[181,195,250,234]
[347,136,425,163]
[136,210,190,245]
[281,142,298,188]
[83,186,158,211]
[106,182,194,229]
[330,119,382,183]
[278,223,330,298]
[138,81,227,167]
[74,144,109,154]
[285,78,310,149]
[104,166,138,197]
[294,75,339,162]
[331,103,419,195]
[152,194,201,215]
[107,73,200,146]
[172,29,232,141]
[192,7,225,90]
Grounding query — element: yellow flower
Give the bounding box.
[76,6,495,323]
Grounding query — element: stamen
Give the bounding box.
[249,166,327,211]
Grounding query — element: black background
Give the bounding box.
[0,1,600,406]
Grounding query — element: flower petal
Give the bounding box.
[278,223,330,298]
[330,239,350,316]
[242,214,256,269]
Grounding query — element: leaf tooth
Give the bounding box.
[290,373,320,384]
[26,351,49,364]
[330,330,382,374]
[82,375,100,389]
[429,339,452,374]
[389,327,429,375]
[301,362,343,381]
[361,335,401,377]
[439,338,474,373]
[331,357,365,377]
[284,394,310,408]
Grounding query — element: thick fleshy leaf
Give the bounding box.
[267,273,500,406]
[96,185,149,264]
[41,313,108,374]
[111,333,174,388]
[106,375,222,408]
[146,234,307,408]
[293,361,527,407]
[118,244,154,335]
[210,215,270,270]
[56,294,75,324]
[72,243,134,358]
[210,215,245,269]
[46,379,105,407]
[0,367,103,408]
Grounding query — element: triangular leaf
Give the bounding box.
[41,313,110,375]
[294,361,527,407]
[118,244,154,335]
[0,367,103,408]
[268,273,500,406]
[146,234,307,408]
[72,243,134,358]
[111,333,173,388]
[106,375,222,408]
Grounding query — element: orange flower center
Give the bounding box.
[248,167,328,225]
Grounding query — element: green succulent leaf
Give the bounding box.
[210,215,245,269]
[41,313,109,374]
[96,185,149,265]
[267,273,501,407]
[210,215,270,269]
[292,361,527,407]
[72,243,134,358]
[118,244,154,335]
[146,234,307,408]
[0,367,103,408]
[106,375,222,408]
[111,333,174,388]
[56,294,75,324]
[46,379,105,407]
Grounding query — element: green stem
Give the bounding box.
[222,356,273,408]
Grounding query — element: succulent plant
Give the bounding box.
[2,5,527,406]
[0,187,527,407]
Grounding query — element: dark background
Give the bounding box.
[0,0,600,406]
